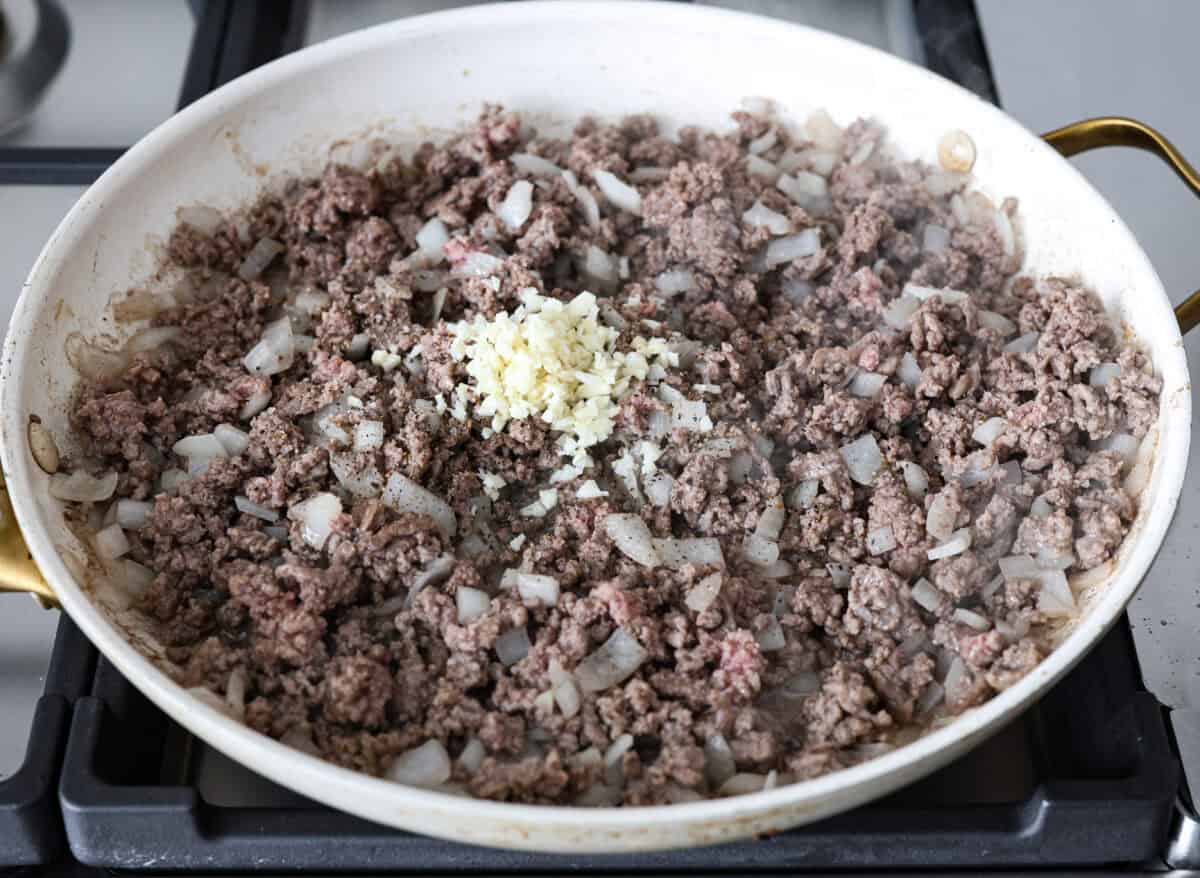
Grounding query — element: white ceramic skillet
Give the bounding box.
[1,0,1198,854]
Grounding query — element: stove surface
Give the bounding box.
[1,0,1198,874]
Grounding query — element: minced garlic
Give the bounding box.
[448,289,676,458]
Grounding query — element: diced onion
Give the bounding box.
[553,676,581,718]
[746,155,781,183]
[900,461,928,499]
[562,171,600,229]
[927,527,972,560]
[704,734,737,788]
[235,495,279,522]
[943,656,971,700]
[755,499,786,541]
[387,740,452,788]
[652,537,725,568]
[994,209,1015,257]
[1003,331,1039,354]
[827,564,851,589]
[848,371,886,398]
[629,166,670,182]
[451,250,503,278]
[591,169,642,214]
[644,472,674,507]
[777,171,830,213]
[911,578,943,612]
[789,479,819,509]
[240,387,272,420]
[66,333,128,382]
[497,180,534,231]
[978,310,1017,335]
[237,238,285,280]
[496,626,532,666]
[577,479,609,500]
[458,737,486,774]
[243,316,294,376]
[671,399,713,433]
[187,687,234,717]
[510,153,563,177]
[1038,568,1075,616]
[782,278,813,304]
[953,608,991,630]
[605,514,659,567]
[127,326,182,354]
[178,204,222,234]
[1089,362,1123,388]
[898,351,922,388]
[353,420,385,452]
[293,289,330,316]
[748,127,777,155]
[922,223,950,253]
[173,433,227,461]
[867,525,896,555]
[582,244,620,288]
[806,108,844,152]
[764,229,820,267]
[119,559,155,598]
[330,452,383,498]
[972,417,1007,447]
[760,559,794,580]
[839,434,882,486]
[999,554,1041,581]
[95,523,130,560]
[720,773,767,796]
[1036,547,1075,571]
[416,217,450,263]
[926,490,956,541]
[516,572,560,606]
[225,667,247,719]
[754,616,786,652]
[456,586,491,624]
[685,572,722,612]
[654,270,696,296]
[159,469,188,494]
[1123,432,1155,496]
[741,200,790,235]
[383,473,456,537]
[287,492,341,550]
[214,423,250,456]
[883,295,921,330]
[1001,460,1022,485]
[743,533,781,566]
[903,283,967,305]
[115,499,152,529]
[575,629,649,693]
[1094,432,1139,465]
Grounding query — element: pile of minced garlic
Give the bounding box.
[447,290,676,462]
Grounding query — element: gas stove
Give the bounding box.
[1,1,1198,874]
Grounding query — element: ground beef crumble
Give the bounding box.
[62,104,1159,805]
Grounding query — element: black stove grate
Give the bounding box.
[0,0,1186,872]
[52,618,1179,872]
[0,620,94,866]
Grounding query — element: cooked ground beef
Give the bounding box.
[62,104,1159,805]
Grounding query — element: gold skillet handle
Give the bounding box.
[1042,116,1200,334]
[0,473,57,609]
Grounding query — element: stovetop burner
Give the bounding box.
[43,617,1180,872]
[1,1,1198,873]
